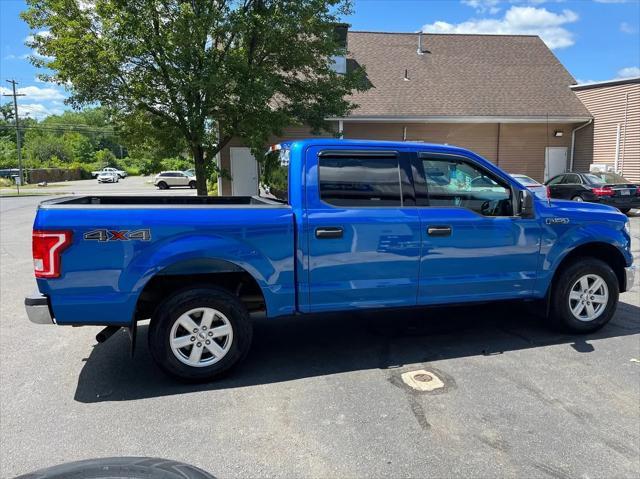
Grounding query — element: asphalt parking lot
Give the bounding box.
[0,184,639,478]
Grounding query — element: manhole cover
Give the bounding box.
[401,369,445,392]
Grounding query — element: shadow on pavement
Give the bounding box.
[74,300,640,403]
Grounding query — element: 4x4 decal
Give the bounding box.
[83,229,151,242]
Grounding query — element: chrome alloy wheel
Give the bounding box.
[169,307,233,367]
[568,274,609,322]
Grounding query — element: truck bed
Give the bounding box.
[33,196,295,325]
[39,195,285,208]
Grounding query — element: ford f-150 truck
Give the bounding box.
[25,139,635,381]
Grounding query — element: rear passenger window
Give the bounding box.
[319,155,402,206]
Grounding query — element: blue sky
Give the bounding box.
[1,0,639,119]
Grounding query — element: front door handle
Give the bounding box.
[315,227,343,239]
[427,225,452,237]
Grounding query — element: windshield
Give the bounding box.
[591,172,629,184]
[261,148,289,202]
[513,175,539,186]
[584,174,606,185]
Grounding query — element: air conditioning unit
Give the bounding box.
[590,163,614,173]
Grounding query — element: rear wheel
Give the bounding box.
[619,208,631,214]
[571,195,584,202]
[157,181,168,190]
[189,180,196,189]
[148,287,252,382]
[550,258,618,333]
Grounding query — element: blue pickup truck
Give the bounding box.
[25,139,635,381]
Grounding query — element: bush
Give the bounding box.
[160,156,193,173]
[0,177,14,187]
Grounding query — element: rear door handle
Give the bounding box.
[315,227,343,239]
[427,225,452,237]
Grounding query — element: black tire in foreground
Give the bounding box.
[148,287,253,382]
[550,257,619,333]
[619,208,631,214]
[15,457,215,479]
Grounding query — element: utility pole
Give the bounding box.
[3,80,26,194]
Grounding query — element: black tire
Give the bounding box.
[571,195,584,202]
[550,258,619,333]
[148,287,252,382]
[157,181,168,190]
[189,180,197,189]
[15,457,216,479]
[619,208,631,214]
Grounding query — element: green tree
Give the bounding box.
[94,148,117,166]
[23,0,366,195]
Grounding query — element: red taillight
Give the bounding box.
[546,186,551,198]
[32,230,72,278]
[592,186,614,197]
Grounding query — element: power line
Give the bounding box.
[3,80,26,193]
[0,125,119,135]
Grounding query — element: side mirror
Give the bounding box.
[518,189,535,218]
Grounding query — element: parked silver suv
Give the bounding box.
[154,171,197,189]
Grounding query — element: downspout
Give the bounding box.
[620,92,629,175]
[570,119,593,171]
[496,123,501,166]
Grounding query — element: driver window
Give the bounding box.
[421,157,513,216]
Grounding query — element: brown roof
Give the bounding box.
[345,31,591,120]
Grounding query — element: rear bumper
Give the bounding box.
[625,266,636,292]
[25,293,55,325]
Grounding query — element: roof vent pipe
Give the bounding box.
[417,32,424,55]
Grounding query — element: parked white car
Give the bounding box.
[92,167,127,179]
[154,171,197,189]
[511,174,548,199]
[97,171,119,183]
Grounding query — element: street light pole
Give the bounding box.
[3,80,26,194]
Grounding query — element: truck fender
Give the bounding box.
[122,234,278,300]
[540,223,630,297]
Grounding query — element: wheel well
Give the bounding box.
[552,242,627,293]
[135,270,266,321]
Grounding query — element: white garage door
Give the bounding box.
[230,147,258,196]
[544,147,568,181]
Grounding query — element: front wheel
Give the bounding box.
[148,287,253,382]
[157,181,168,190]
[550,258,619,333]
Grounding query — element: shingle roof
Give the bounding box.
[345,31,592,120]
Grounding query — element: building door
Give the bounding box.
[230,147,258,196]
[544,147,568,181]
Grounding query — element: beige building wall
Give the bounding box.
[218,120,578,194]
[574,81,640,182]
[344,122,574,182]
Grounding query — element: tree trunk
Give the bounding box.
[192,144,208,196]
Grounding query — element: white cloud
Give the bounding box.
[2,103,63,119]
[462,0,502,14]
[617,66,640,78]
[422,6,579,49]
[620,22,638,34]
[594,0,632,3]
[0,85,66,101]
